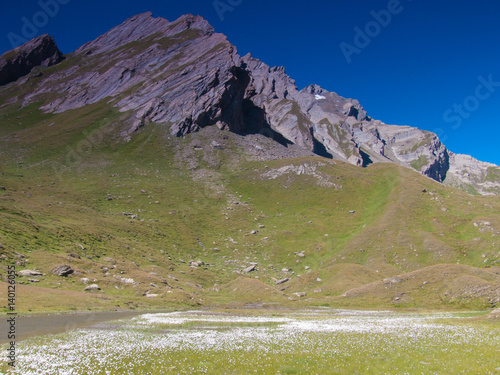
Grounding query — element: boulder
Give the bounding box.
[18,270,42,276]
[51,265,74,277]
[242,265,256,273]
[85,284,100,291]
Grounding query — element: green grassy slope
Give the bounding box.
[0,94,499,313]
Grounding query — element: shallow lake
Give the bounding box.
[1,308,499,374]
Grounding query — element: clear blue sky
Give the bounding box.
[1,0,499,165]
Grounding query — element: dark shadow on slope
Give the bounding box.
[359,149,373,167]
[425,149,450,182]
[312,135,333,159]
[241,98,293,147]
[310,128,333,159]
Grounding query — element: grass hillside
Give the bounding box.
[0,94,499,313]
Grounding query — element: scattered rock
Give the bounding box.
[242,265,256,273]
[18,270,42,276]
[316,278,322,282]
[211,141,223,149]
[67,253,80,259]
[85,284,100,291]
[28,279,40,283]
[384,276,402,284]
[80,278,90,284]
[349,210,355,214]
[275,278,289,285]
[189,260,204,267]
[293,292,307,298]
[250,230,258,234]
[51,265,74,277]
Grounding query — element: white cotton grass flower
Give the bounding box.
[1,309,497,374]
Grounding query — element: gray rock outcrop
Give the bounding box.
[52,265,74,277]
[0,34,63,86]
[444,153,499,195]
[19,270,43,276]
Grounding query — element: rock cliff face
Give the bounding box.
[444,153,499,195]
[0,34,63,86]
[1,12,498,194]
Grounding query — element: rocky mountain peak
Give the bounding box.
[0,34,63,86]
[75,12,214,56]
[1,13,498,194]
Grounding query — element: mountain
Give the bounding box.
[0,13,499,313]
[0,34,63,86]
[1,12,498,195]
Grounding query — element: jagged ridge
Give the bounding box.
[0,34,63,86]
[0,12,498,194]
